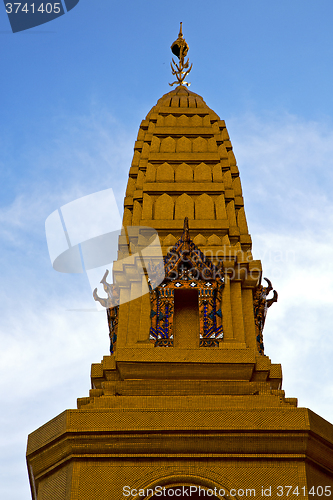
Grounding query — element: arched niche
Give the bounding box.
[191,114,203,126]
[164,114,177,126]
[155,193,174,219]
[194,163,212,182]
[156,163,174,182]
[150,136,160,152]
[175,163,193,182]
[193,136,208,153]
[176,136,192,153]
[195,193,214,220]
[177,114,190,126]
[160,136,176,153]
[175,193,194,220]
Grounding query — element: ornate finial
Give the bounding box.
[93,269,119,308]
[253,277,278,355]
[169,22,192,87]
[182,216,190,252]
[183,216,190,239]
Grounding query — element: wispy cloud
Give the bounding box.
[229,112,333,421]
[0,305,108,500]
[0,106,134,500]
[230,112,333,229]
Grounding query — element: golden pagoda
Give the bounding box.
[27,26,333,499]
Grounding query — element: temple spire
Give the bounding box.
[169,22,192,87]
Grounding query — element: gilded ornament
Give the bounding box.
[169,22,193,87]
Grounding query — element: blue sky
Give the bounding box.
[1,1,333,498]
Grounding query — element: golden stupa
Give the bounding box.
[27,26,333,500]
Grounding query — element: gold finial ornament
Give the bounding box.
[169,22,193,87]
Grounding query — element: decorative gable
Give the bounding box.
[149,218,224,347]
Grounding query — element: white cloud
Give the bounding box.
[229,112,333,229]
[0,303,108,500]
[0,109,133,500]
[229,112,333,422]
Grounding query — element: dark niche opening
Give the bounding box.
[173,288,199,348]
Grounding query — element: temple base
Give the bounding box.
[27,402,333,499]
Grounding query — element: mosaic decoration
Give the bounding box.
[149,218,224,347]
[148,282,174,347]
[253,277,278,354]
